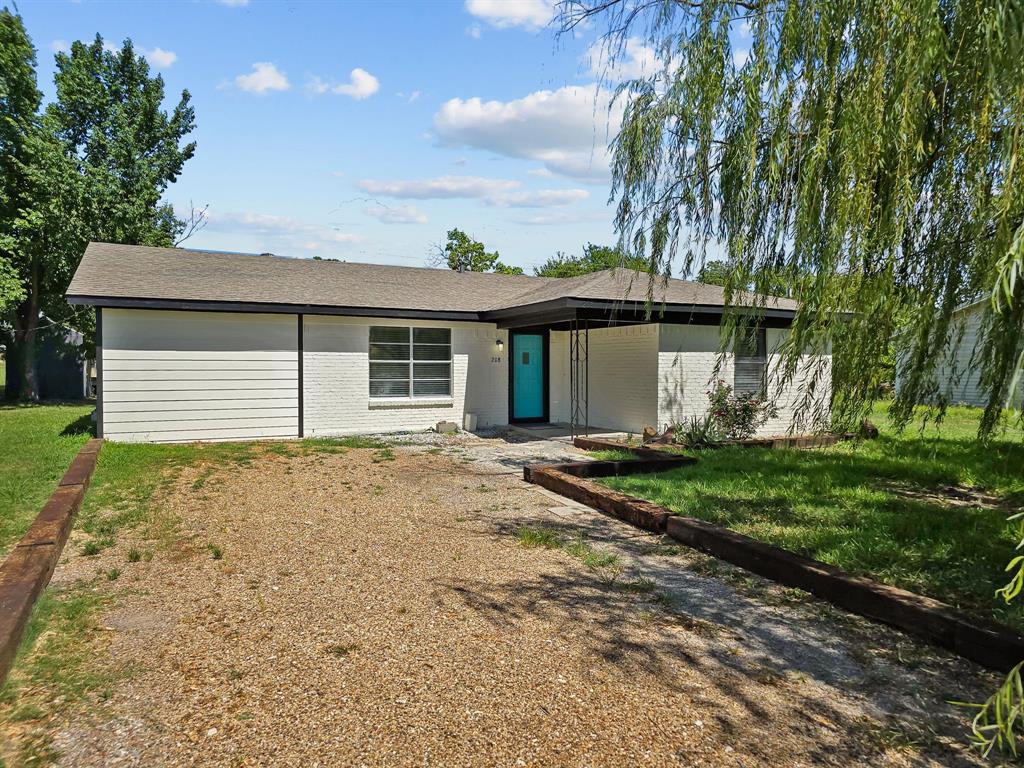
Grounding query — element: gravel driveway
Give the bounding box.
[43,437,996,767]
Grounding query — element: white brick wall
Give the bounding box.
[657,324,832,435]
[548,326,659,433]
[302,315,507,436]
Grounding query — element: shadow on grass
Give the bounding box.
[60,411,96,437]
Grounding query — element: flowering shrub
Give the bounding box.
[706,380,778,440]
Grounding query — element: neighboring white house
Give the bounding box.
[66,242,831,443]
[903,296,1023,409]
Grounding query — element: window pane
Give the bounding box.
[370,379,410,397]
[734,361,764,395]
[413,379,451,396]
[735,327,765,359]
[413,345,451,361]
[414,362,451,380]
[369,362,410,380]
[369,343,410,361]
[413,328,450,345]
[370,326,410,344]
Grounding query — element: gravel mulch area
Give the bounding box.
[33,444,1000,767]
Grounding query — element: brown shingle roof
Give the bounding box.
[66,242,798,314]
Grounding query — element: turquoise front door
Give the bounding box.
[512,333,546,421]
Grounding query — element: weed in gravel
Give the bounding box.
[326,643,360,658]
[476,484,494,493]
[618,577,657,594]
[126,547,141,563]
[207,543,223,560]
[142,550,153,562]
[105,568,120,581]
[425,447,443,455]
[80,540,101,556]
[515,525,561,549]
[371,447,395,463]
[564,537,619,569]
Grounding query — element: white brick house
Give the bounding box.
[67,242,831,443]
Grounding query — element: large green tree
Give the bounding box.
[0,9,39,313]
[560,0,1024,437]
[436,228,523,274]
[1,22,196,400]
[534,242,649,277]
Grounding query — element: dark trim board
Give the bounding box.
[67,294,799,329]
[95,307,103,439]
[507,329,550,424]
[67,295,483,322]
[297,314,304,438]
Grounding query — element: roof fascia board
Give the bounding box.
[65,295,484,322]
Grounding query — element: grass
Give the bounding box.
[598,404,1024,629]
[0,402,94,557]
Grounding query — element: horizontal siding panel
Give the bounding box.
[108,379,296,392]
[104,397,297,413]
[103,357,298,372]
[103,349,298,362]
[104,407,298,424]
[104,389,297,403]
[102,309,300,443]
[103,416,298,432]
[102,368,297,382]
[106,426,299,443]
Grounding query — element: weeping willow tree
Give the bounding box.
[559,0,1024,437]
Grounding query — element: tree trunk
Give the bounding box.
[6,261,40,402]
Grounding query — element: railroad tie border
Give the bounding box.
[0,438,103,684]
[524,436,1024,673]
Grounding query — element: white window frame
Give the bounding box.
[368,326,452,400]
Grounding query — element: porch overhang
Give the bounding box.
[482,298,797,330]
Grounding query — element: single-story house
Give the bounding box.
[66,242,831,443]
[899,296,1023,409]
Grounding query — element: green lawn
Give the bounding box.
[599,405,1024,630]
[0,403,95,557]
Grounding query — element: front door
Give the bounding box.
[511,332,547,422]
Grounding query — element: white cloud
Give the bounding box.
[584,37,659,81]
[308,68,380,100]
[733,49,749,68]
[205,210,362,250]
[50,39,69,54]
[465,0,555,30]
[143,47,177,68]
[466,24,482,39]
[232,62,290,94]
[358,175,587,208]
[513,211,609,226]
[527,167,553,177]
[358,175,519,200]
[738,20,752,37]
[216,0,249,6]
[489,188,588,208]
[432,85,622,183]
[363,204,429,224]
[396,90,421,103]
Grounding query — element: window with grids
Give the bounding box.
[734,326,767,397]
[369,327,452,398]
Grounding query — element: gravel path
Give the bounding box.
[43,440,997,767]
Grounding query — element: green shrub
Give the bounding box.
[706,380,777,439]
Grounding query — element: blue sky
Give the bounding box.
[19,0,691,273]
